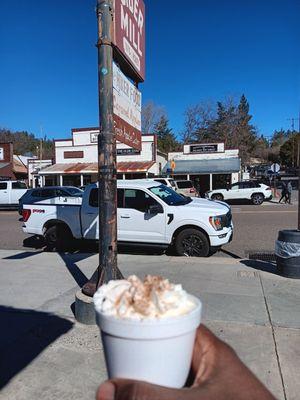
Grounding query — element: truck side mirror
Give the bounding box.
[147,204,163,214]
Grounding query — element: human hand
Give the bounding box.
[96,324,276,400]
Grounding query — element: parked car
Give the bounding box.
[0,181,28,209]
[22,180,233,257]
[18,186,83,215]
[175,180,197,197]
[205,181,272,205]
[152,177,178,191]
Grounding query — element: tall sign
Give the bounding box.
[113,0,145,82]
[113,62,141,149]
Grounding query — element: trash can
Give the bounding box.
[275,230,300,278]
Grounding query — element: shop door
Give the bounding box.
[190,175,210,197]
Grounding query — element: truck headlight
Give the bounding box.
[209,216,223,231]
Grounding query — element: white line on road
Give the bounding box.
[232,210,297,214]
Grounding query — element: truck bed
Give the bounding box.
[22,197,82,238]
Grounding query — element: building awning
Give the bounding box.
[117,161,155,172]
[39,161,155,175]
[163,158,241,174]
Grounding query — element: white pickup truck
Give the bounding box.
[0,181,28,208]
[22,180,233,257]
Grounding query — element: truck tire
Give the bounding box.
[211,193,224,201]
[44,224,72,251]
[175,228,210,257]
[251,193,264,205]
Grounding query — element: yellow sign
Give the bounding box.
[171,160,176,170]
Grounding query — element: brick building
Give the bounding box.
[0,142,28,181]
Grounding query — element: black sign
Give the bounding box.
[189,144,218,154]
[117,148,140,156]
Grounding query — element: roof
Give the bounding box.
[117,161,155,172]
[0,162,10,170]
[39,161,155,174]
[13,157,28,174]
[162,158,241,174]
[0,159,27,175]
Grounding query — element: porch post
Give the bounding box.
[210,174,213,190]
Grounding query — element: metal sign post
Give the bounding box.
[82,0,123,297]
[271,163,280,199]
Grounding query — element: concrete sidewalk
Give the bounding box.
[0,250,299,400]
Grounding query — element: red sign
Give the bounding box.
[114,114,141,150]
[114,0,145,81]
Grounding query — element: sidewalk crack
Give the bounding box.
[258,272,287,400]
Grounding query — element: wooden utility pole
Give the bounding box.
[82,0,123,297]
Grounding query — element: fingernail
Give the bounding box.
[97,382,115,400]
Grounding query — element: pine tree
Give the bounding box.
[153,116,179,154]
[235,94,257,163]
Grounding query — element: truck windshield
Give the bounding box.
[149,185,192,206]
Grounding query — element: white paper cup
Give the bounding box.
[95,294,202,388]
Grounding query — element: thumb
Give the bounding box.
[97,378,192,400]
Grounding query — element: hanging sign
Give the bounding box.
[113,0,146,82]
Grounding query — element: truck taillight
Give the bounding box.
[22,209,31,222]
[190,188,195,193]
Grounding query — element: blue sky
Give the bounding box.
[0,0,299,140]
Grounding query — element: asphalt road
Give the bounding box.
[0,200,298,258]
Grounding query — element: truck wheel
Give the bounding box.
[175,228,210,257]
[211,193,224,201]
[45,225,71,251]
[251,193,264,205]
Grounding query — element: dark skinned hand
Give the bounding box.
[97,324,277,400]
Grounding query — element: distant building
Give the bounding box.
[0,142,28,181]
[165,143,241,196]
[38,128,167,186]
[28,159,53,188]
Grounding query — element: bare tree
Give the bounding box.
[141,101,166,134]
[181,101,215,143]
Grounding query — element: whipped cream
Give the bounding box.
[93,275,196,320]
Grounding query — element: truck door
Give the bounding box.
[0,182,9,204]
[117,188,166,243]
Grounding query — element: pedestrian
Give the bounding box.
[194,178,201,197]
[278,182,287,204]
[97,324,276,400]
[287,181,293,204]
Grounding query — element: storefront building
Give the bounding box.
[38,128,167,187]
[165,143,241,197]
[0,142,28,181]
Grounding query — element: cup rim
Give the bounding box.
[95,294,201,326]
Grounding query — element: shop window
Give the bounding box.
[212,174,231,190]
[83,175,92,186]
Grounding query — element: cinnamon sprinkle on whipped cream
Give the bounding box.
[93,275,196,320]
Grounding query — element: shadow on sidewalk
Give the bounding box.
[240,259,279,275]
[58,252,89,288]
[0,306,73,389]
